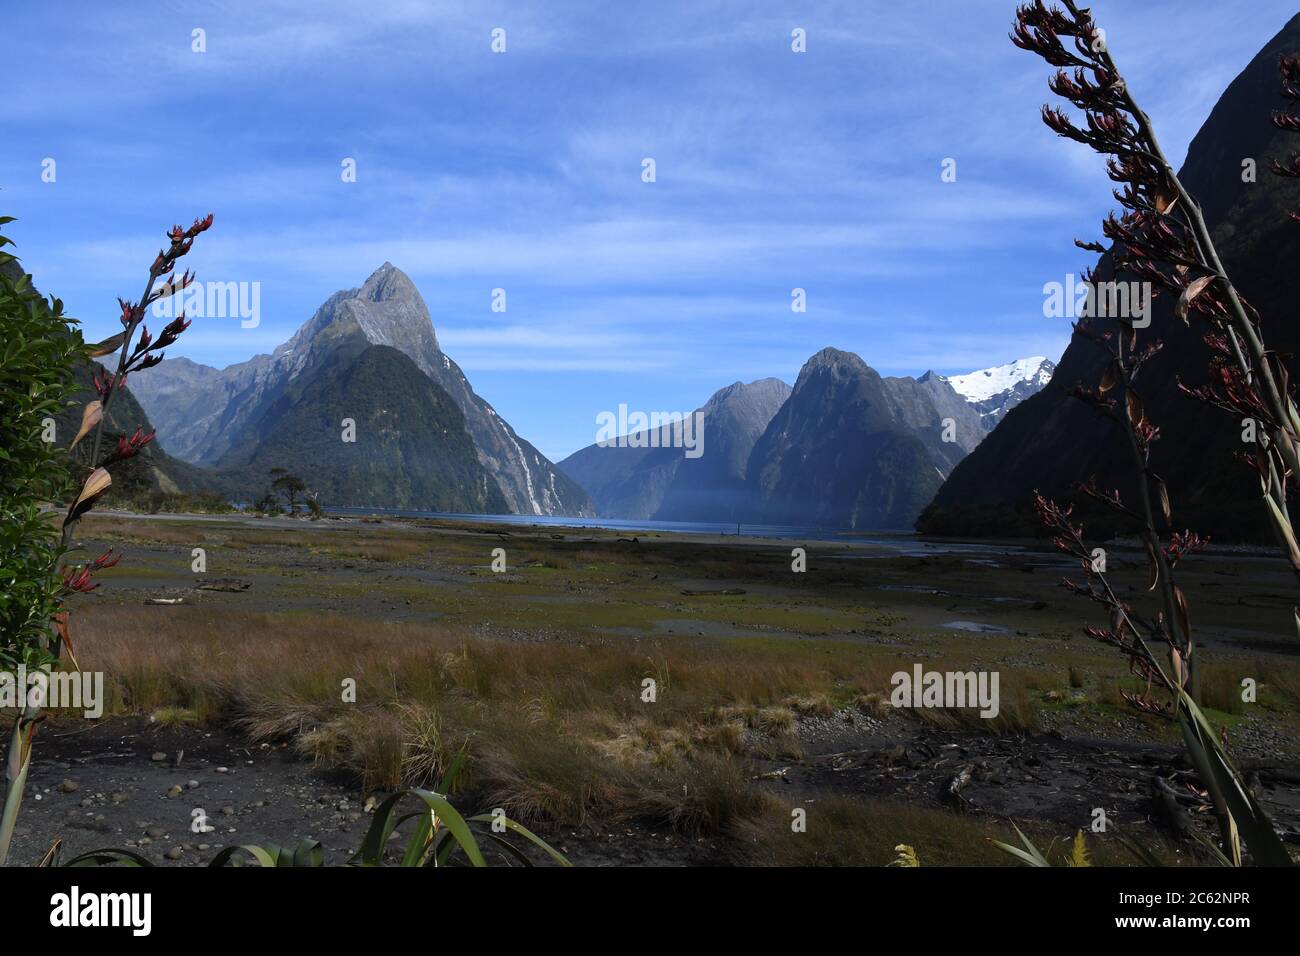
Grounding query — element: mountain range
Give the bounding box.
[561,350,1054,529]
[558,377,793,523]
[22,245,1056,529]
[127,256,1054,527]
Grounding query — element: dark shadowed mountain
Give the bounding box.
[130,264,593,516]
[221,343,508,512]
[746,348,983,530]
[558,377,791,521]
[920,14,1300,541]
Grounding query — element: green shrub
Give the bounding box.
[0,220,85,668]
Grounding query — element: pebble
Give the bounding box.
[164,847,184,860]
[150,752,167,763]
[146,826,167,838]
[166,785,183,798]
[57,779,79,793]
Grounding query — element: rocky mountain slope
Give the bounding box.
[130,264,593,516]
[746,348,978,530]
[222,343,508,512]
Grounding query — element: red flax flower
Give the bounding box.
[91,370,128,398]
[59,550,122,594]
[156,312,191,346]
[1164,531,1209,568]
[77,212,212,475]
[1273,55,1300,222]
[124,309,192,375]
[105,427,155,465]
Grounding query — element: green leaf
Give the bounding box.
[288,839,324,867]
[408,789,485,867]
[209,844,282,868]
[63,848,156,867]
[991,823,1051,867]
[1176,690,1291,866]
[350,791,409,866]
[401,812,434,868]
[467,812,572,867]
[483,832,535,867]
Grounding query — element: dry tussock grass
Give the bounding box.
[73,606,873,833]
[69,604,1073,857]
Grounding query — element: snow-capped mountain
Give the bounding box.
[937,356,1056,428]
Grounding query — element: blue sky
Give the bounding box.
[2,1,1295,461]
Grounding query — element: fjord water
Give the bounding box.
[323,506,1033,559]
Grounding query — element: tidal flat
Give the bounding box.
[7,511,1300,866]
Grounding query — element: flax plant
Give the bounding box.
[1011,1,1296,864]
[0,215,212,865]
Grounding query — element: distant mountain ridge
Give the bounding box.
[561,348,1052,529]
[559,377,792,521]
[15,242,1059,524]
[130,264,593,515]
